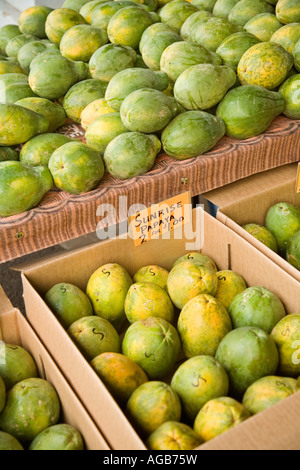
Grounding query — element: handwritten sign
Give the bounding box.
[129,192,191,247]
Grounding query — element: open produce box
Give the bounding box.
[204,163,300,283]
[17,207,300,450]
[0,285,110,450]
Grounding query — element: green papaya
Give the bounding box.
[193,17,240,51]
[89,43,137,82]
[0,58,25,75]
[0,432,24,451]
[271,23,300,54]
[276,0,300,24]
[120,88,179,133]
[228,0,275,26]
[63,79,107,123]
[0,147,19,162]
[213,0,240,18]
[0,344,38,389]
[140,22,178,51]
[6,34,38,58]
[45,8,87,44]
[60,24,108,62]
[190,0,217,10]
[29,54,90,100]
[20,133,73,167]
[174,64,236,110]
[0,103,48,146]
[85,112,128,154]
[62,0,92,12]
[279,74,300,118]
[0,73,38,104]
[159,1,200,33]
[161,110,226,160]
[0,161,53,217]
[107,6,154,49]
[18,6,53,39]
[244,13,282,42]
[216,85,285,139]
[130,0,158,11]
[135,53,148,68]
[141,31,182,70]
[17,40,59,73]
[293,39,300,71]
[0,25,21,56]
[29,424,84,451]
[180,10,213,41]
[91,1,139,29]
[104,132,161,179]
[216,32,260,71]
[81,98,117,129]
[15,97,66,132]
[80,0,110,23]
[105,68,169,110]
[0,376,5,413]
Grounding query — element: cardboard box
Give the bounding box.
[204,163,300,283]
[0,286,109,451]
[19,209,300,450]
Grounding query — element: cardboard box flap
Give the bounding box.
[0,285,14,315]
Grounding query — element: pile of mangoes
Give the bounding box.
[0,0,300,216]
[44,253,300,450]
[243,201,300,270]
[0,343,85,450]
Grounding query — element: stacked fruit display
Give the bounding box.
[0,0,300,216]
[44,252,300,450]
[0,343,85,450]
[243,201,300,270]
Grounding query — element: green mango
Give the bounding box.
[20,133,73,167]
[48,141,105,194]
[141,30,182,71]
[228,0,275,27]
[159,1,199,33]
[29,424,84,450]
[162,110,226,160]
[0,344,38,390]
[0,378,61,442]
[279,74,300,119]
[213,0,240,19]
[244,13,282,42]
[45,8,87,45]
[29,54,90,100]
[174,64,236,110]
[105,68,169,111]
[216,85,285,139]
[62,0,92,12]
[85,113,128,154]
[16,97,66,132]
[0,25,21,56]
[6,34,38,58]
[63,79,107,123]
[18,6,53,39]
[276,0,300,24]
[107,6,154,49]
[192,17,240,52]
[91,1,140,29]
[17,40,59,73]
[0,103,48,146]
[216,32,260,71]
[180,11,213,41]
[0,147,19,162]
[89,43,137,82]
[104,132,161,179]
[0,432,24,451]
[0,161,53,217]
[0,376,5,413]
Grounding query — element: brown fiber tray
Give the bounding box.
[1,115,300,263]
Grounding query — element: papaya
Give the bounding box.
[0,161,53,217]
[243,224,278,252]
[89,43,137,82]
[140,22,178,51]
[192,17,240,52]
[0,58,25,75]
[45,8,87,45]
[228,0,275,27]
[129,0,159,11]
[0,25,21,56]
[174,64,236,110]
[213,0,240,18]
[161,41,224,82]
[20,133,73,167]
[216,85,285,139]
[91,1,137,29]
[107,6,154,49]
[244,13,282,42]
[216,32,260,71]
[17,40,59,73]
[80,0,110,23]
[133,265,169,290]
[120,88,179,133]
[62,0,92,11]
[276,0,300,24]
[190,0,217,10]
[29,424,84,451]
[148,422,202,450]
[293,39,300,71]
[104,132,161,179]
[0,72,39,103]
[238,42,294,89]
[29,54,90,100]
[63,78,107,123]
[60,24,108,62]
[279,74,300,118]
[162,110,226,160]
[48,141,105,194]
[266,202,300,254]
[0,432,24,451]
[85,112,128,154]
[0,344,38,390]
[286,231,300,269]
[135,53,148,68]
[81,98,117,129]
[16,97,66,132]
[180,10,213,41]
[271,23,300,54]
[18,6,53,39]
[105,68,169,111]
[141,31,182,71]
[0,147,19,162]
[159,1,200,33]
[6,34,38,58]
[172,252,218,272]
